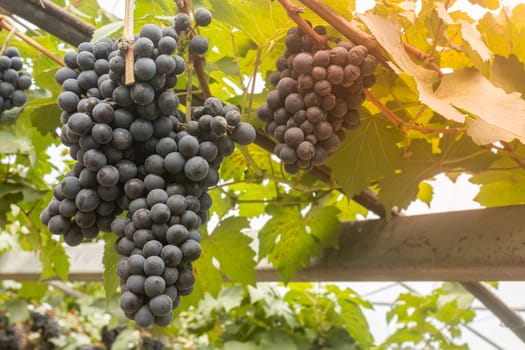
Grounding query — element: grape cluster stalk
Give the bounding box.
[257,25,378,173]
[40,8,256,328]
[0,46,32,117]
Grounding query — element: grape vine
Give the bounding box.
[40,7,256,328]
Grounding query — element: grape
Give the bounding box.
[145,154,166,175]
[163,266,179,285]
[180,239,201,261]
[130,118,154,142]
[140,24,163,45]
[158,36,177,55]
[143,240,163,257]
[144,276,166,297]
[55,67,77,85]
[131,82,155,106]
[68,112,93,136]
[134,37,155,57]
[174,13,191,32]
[75,210,97,228]
[126,274,146,294]
[166,224,189,243]
[175,267,195,289]
[59,199,76,217]
[91,123,113,144]
[194,8,212,26]
[134,305,155,327]
[184,156,209,182]
[83,149,107,171]
[189,36,209,55]
[134,58,157,82]
[48,215,70,235]
[144,256,165,276]
[149,294,173,317]
[112,128,133,150]
[61,176,82,199]
[157,91,179,115]
[132,208,153,229]
[96,165,119,187]
[120,291,141,314]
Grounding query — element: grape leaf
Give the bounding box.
[490,55,525,96]
[434,68,525,144]
[259,205,340,282]
[207,0,290,46]
[467,0,500,10]
[417,182,434,207]
[91,21,123,43]
[102,233,120,306]
[205,217,255,284]
[326,111,403,199]
[378,135,498,211]
[40,237,69,281]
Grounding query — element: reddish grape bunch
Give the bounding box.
[257,25,378,174]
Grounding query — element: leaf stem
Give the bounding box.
[500,142,525,171]
[364,89,463,134]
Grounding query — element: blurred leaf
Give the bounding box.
[103,234,120,306]
[91,21,124,43]
[5,299,29,323]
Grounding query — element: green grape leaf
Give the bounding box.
[91,21,124,43]
[378,135,498,211]
[5,299,29,323]
[207,0,290,46]
[102,233,120,306]
[326,112,403,199]
[40,238,69,281]
[259,205,340,282]
[205,217,255,284]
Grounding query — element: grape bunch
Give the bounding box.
[0,320,21,350]
[30,312,61,350]
[0,47,32,117]
[257,25,377,173]
[41,9,256,328]
[114,98,254,328]
[40,24,186,245]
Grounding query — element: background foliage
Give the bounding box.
[0,0,524,348]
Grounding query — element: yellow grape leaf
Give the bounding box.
[435,68,525,144]
[358,13,466,123]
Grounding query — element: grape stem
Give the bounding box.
[0,21,18,56]
[364,89,463,134]
[0,16,65,66]
[292,0,442,75]
[276,0,326,48]
[175,0,212,99]
[121,0,135,85]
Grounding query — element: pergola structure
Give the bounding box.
[0,0,524,345]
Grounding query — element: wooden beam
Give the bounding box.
[1,205,525,281]
[0,0,94,46]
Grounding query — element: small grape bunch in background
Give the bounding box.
[0,46,32,118]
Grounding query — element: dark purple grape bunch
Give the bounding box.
[40,24,186,246]
[257,25,378,174]
[174,8,212,55]
[113,98,255,328]
[0,46,32,116]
